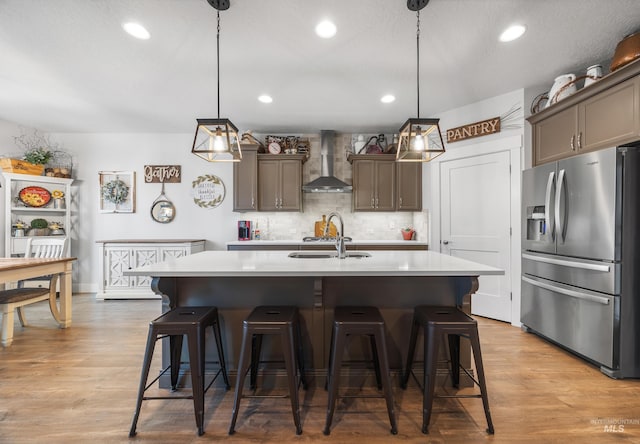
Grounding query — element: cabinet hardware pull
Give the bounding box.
[399,197,403,207]
[522,276,610,305]
[522,253,610,272]
[577,132,582,150]
[570,135,575,151]
[251,197,254,208]
[371,197,375,208]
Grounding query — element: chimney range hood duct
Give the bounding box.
[302,130,353,193]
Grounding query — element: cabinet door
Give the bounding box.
[396,162,422,211]
[160,246,189,261]
[131,248,158,288]
[233,146,258,211]
[579,77,640,153]
[533,105,578,165]
[279,160,302,211]
[353,160,375,211]
[258,160,280,211]
[375,160,396,211]
[104,247,131,289]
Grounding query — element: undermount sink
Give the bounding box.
[288,251,371,259]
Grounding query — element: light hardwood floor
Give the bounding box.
[1,294,640,443]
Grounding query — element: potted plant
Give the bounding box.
[401,227,415,241]
[14,128,57,165]
[23,147,53,165]
[13,220,27,237]
[28,218,50,236]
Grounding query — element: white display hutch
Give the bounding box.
[2,172,73,258]
[96,239,205,300]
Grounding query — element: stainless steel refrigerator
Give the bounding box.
[521,145,640,378]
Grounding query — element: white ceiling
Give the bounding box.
[1,0,639,134]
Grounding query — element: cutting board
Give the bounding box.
[314,215,337,237]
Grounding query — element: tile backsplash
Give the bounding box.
[238,132,429,243]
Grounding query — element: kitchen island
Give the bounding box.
[126,250,502,384]
[226,239,429,250]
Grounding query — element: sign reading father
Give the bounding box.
[144,165,181,183]
[446,117,500,143]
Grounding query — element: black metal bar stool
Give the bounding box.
[401,305,494,435]
[129,306,230,437]
[324,306,398,436]
[229,305,307,435]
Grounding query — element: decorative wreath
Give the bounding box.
[101,179,130,205]
[192,174,225,208]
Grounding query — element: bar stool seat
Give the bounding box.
[401,305,494,435]
[229,305,307,436]
[129,306,230,437]
[324,306,397,436]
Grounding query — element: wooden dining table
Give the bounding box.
[0,257,76,330]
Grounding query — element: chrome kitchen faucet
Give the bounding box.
[324,212,346,259]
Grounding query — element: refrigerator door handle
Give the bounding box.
[522,253,611,272]
[545,171,555,241]
[522,276,610,305]
[555,169,566,242]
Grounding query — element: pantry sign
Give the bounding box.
[446,117,500,143]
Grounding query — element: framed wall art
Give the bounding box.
[99,171,136,213]
[191,174,225,209]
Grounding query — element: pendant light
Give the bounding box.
[396,0,445,162]
[191,0,242,162]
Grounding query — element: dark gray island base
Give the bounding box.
[151,275,478,376]
[126,250,502,387]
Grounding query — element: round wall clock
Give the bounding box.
[268,141,281,154]
[191,174,225,208]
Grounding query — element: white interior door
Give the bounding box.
[440,150,511,322]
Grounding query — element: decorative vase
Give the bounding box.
[401,230,415,241]
[27,228,50,236]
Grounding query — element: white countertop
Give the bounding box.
[226,240,428,246]
[125,250,502,278]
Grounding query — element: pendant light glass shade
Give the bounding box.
[191,2,241,163]
[396,117,445,162]
[397,1,445,162]
[191,118,242,162]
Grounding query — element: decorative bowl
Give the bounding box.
[611,31,640,72]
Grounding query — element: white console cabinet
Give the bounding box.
[96,239,205,299]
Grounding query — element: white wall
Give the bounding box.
[425,88,525,242]
[424,88,525,326]
[0,120,38,257]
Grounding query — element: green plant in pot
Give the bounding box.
[23,147,53,165]
[14,128,58,165]
[29,218,50,236]
[401,227,415,240]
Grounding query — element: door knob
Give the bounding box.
[442,240,450,245]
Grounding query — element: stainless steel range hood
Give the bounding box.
[302,130,352,193]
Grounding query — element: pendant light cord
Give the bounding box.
[416,10,420,118]
[217,10,221,120]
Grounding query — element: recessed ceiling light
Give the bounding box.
[122,22,150,40]
[258,95,273,104]
[499,24,526,42]
[315,20,337,39]
[381,94,396,104]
